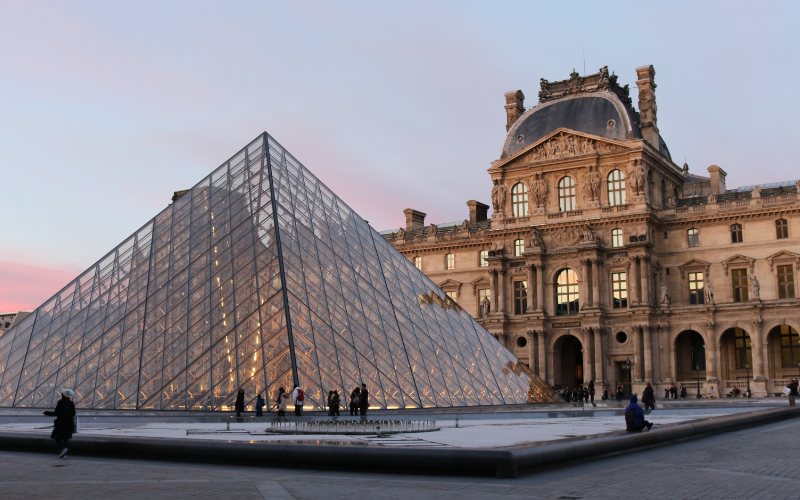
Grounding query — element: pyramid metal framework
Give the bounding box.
[0,133,550,411]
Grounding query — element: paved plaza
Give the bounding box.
[1,403,798,499]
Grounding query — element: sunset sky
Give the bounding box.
[1,1,798,311]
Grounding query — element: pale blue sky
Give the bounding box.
[1,1,798,309]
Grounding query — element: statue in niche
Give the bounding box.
[629,159,647,195]
[427,224,437,236]
[587,165,601,201]
[750,275,761,300]
[491,183,507,213]
[751,185,762,199]
[704,279,715,304]
[660,283,670,306]
[530,173,548,208]
[480,296,491,317]
[396,228,405,239]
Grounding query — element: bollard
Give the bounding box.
[226,421,230,431]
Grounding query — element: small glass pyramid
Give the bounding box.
[0,133,552,411]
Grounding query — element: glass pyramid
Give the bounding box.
[0,133,553,411]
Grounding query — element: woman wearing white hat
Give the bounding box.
[43,389,76,459]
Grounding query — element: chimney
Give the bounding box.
[707,165,727,195]
[504,90,525,132]
[403,208,426,232]
[467,200,489,224]
[635,65,659,147]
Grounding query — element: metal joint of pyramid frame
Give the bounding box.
[0,133,554,411]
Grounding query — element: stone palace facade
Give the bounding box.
[381,65,800,398]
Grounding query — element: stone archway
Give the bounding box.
[553,334,583,390]
[719,327,751,384]
[766,324,800,380]
[675,330,705,381]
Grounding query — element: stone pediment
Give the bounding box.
[470,276,490,291]
[720,254,755,276]
[492,129,630,170]
[766,251,800,273]
[678,258,711,280]
[437,279,462,291]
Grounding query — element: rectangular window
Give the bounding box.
[414,256,422,270]
[478,289,490,318]
[732,269,749,302]
[611,229,623,248]
[514,281,527,315]
[688,229,700,248]
[731,224,743,243]
[479,250,489,267]
[733,327,752,369]
[688,272,705,305]
[778,265,795,299]
[777,219,789,239]
[446,254,454,270]
[780,325,800,368]
[445,291,457,302]
[612,272,627,309]
[514,239,524,257]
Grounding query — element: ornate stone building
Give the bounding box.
[382,65,800,398]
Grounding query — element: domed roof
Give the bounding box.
[501,68,671,160]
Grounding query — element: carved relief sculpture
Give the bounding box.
[524,133,603,162]
[528,227,546,251]
[749,275,761,300]
[582,222,600,243]
[587,165,601,201]
[551,226,582,249]
[529,173,548,208]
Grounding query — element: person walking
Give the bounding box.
[664,386,670,399]
[642,383,656,411]
[255,393,265,417]
[787,379,798,406]
[359,383,369,417]
[234,387,245,417]
[624,395,653,432]
[327,391,334,416]
[43,389,76,459]
[616,383,625,403]
[349,386,360,416]
[292,385,304,416]
[276,387,289,417]
[330,390,341,417]
[588,381,595,404]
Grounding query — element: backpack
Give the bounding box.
[625,407,638,429]
[296,389,304,402]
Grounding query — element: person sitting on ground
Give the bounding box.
[625,395,653,432]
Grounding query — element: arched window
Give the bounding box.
[611,228,624,248]
[511,182,529,217]
[687,228,700,248]
[776,219,789,239]
[558,176,576,212]
[445,253,455,270]
[556,269,580,316]
[607,170,626,206]
[514,239,524,256]
[730,223,743,243]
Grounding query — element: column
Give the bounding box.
[594,327,604,384]
[579,259,589,310]
[546,333,555,385]
[591,259,601,308]
[750,321,765,380]
[640,256,651,306]
[643,325,653,382]
[536,264,545,312]
[538,330,547,380]
[582,328,593,384]
[632,325,642,382]
[526,265,535,312]
[498,269,506,314]
[704,325,717,380]
[526,330,536,371]
[489,269,498,313]
[668,346,676,383]
[628,258,638,306]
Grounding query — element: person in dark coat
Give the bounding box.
[255,393,265,417]
[625,395,653,432]
[43,389,76,459]
[563,387,570,403]
[787,379,799,406]
[349,387,360,416]
[583,386,589,404]
[359,384,369,417]
[235,387,245,417]
[588,380,595,404]
[642,383,656,411]
[330,390,341,417]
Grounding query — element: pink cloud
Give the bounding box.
[0,261,78,312]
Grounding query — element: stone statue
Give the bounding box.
[629,159,647,195]
[751,185,761,199]
[396,227,405,239]
[704,280,714,304]
[491,183,507,213]
[461,219,471,231]
[530,173,548,208]
[582,222,598,243]
[587,166,601,201]
[529,227,545,250]
[707,193,717,204]
[427,224,437,236]
[480,296,491,317]
[750,275,761,300]
[660,283,670,306]
[666,195,676,208]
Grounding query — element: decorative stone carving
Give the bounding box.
[524,132,603,162]
[528,227,546,251]
[707,193,717,204]
[491,183,507,213]
[551,226,582,249]
[660,283,670,306]
[396,228,405,239]
[460,219,471,231]
[581,222,600,243]
[587,165,601,201]
[749,275,761,300]
[629,159,647,195]
[529,173,548,208]
[704,279,714,304]
[666,195,676,208]
[480,296,491,317]
[751,185,761,199]
[488,240,505,257]
[538,66,632,106]
[427,224,438,236]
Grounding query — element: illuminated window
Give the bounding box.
[612,272,627,309]
[445,290,457,302]
[556,269,580,316]
[607,169,626,206]
[687,228,700,248]
[732,269,748,302]
[514,239,524,256]
[776,219,789,239]
[478,289,490,317]
[778,265,795,299]
[779,325,800,368]
[688,272,705,305]
[732,327,751,369]
[558,176,576,212]
[731,224,743,243]
[514,281,527,315]
[414,256,422,270]
[445,253,455,270]
[511,182,529,217]
[611,228,623,248]
[479,250,489,267]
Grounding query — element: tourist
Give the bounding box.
[671,385,678,399]
[276,387,289,417]
[616,383,625,403]
[709,387,715,399]
[234,387,245,417]
[787,379,798,406]
[642,383,656,411]
[330,390,341,417]
[602,389,609,401]
[664,386,670,399]
[588,380,595,404]
[563,387,570,403]
[43,389,76,459]
[680,385,687,399]
[359,383,369,417]
[292,384,304,416]
[624,395,653,432]
[349,386,360,415]
[583,386,589,404]
[327,391,334,415]
[255,393,265,417]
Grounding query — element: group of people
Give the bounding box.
[663,385,689,399]
[231,384,370,418]
[555,381,596,404]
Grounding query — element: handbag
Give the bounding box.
[783,387,791,395]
